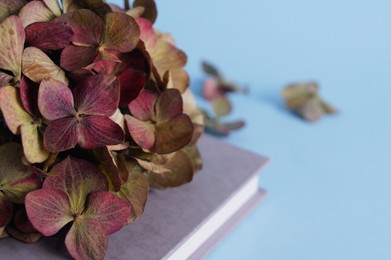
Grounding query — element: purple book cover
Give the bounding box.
[0,135,268,259]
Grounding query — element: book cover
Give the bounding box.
[0,135,268,259]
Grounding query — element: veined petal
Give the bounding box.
[118,68,146,107]
[155,88,183,121]
[101,12,140,52]
[18,1,55,27]
[0,16,25,80]
[20,124,49,164]
[43,0,62,16]
[73,74,119,116]
[25,189,73,236]
[124,115,155,150]
[0,0,26,22]
[76,116,125,149]
[38,79,75,121]
[61,44,98,71]
[67,9,104,46]
[43,117,78,152]
[25,22,73,50]
[128,89,157,121]
[22,47,68,84]
[0,86,31,134]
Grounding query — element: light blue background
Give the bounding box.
[115,1,391,259]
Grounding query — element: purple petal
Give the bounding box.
[43,117,78,152]
[67,9,104,46]
[73,75,119,116]
[19,77,39,116]
[76,116,125,149]
[128,89,157,120]
[118,68,146,107]
[61,44,98,71]
[38,79,75,121]
[25,22,73,50]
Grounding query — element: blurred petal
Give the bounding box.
[77,116,125,149]
[0,86,31,134]
[43,117,79,152]
[61,44,97,71]
[102,12,140,52]
[156,88,183,121]
[167,68,189,93]
[212,96,231,117]
[18,1,54,27]
[154,114,193,154]
[22,47,68,84]
[20,124,49,163]
[0,16,25,80]
[67,9,104,46]
[25,22,73,50]
[73,75,119,116]
[0,0,26,22]
[125,115,155,150]
[38,79,75,121]
[133,0,157,24]
[128,89,157,120]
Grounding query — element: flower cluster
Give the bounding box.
[0,1,203,259]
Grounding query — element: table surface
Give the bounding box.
[113,1,391,259]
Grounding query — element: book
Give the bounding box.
[0,135,269,260]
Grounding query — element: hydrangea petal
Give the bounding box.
[93,147,123,192]
[118,68,146,107]
[0,0,26,22]
[128,89,157,120]
[125,115,156,150]
[0,143,41,203]
[44,157,108,213]
[20,124,49,163]
[167,68,189,93]
[0,193,13,228]
[154,114,193,154]
[83,191,130,234]
[38,79,75,121]
[102,12,140,52]
[61,44,98,71]
[156,88,183,121]
[136,18,157,49]
[0,71,12,87]
[19,77,39,116]
[73,75,119,116]
[0,16,25,80]
[0,86,31,134]
[76,116,125,149]
[117,172,148,223]
[43,0,62,16]
[133,0,157,24]
[43,117,79,152]
[25,22,73,50]
[18,1,54,27]
[22,47,68,84]
[25,189,73,236]
[67,9,104,46]
[65,219,107,260]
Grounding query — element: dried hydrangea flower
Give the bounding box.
[61,9,140,71]
[282,82,337,122]
[25,157,130,260]
[125,89,194,154]
[38,75,124,152]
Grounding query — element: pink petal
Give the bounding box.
[202,78,224,101]
[14,208,38,234]
[124,115,155,150]
[61,44,98,71]
[38,79,75,121]
[44,157,108,213]
[43,117,79,152]
[25,189,73,236]
[136,18,157,50]
[76,115,125,149]
[128,89,157,120]
[25,22,73,50]
[84,191,130,234]
[73,74,119,116]
[155,88,183,121]
[118,68,146,107]
[67,9,104,46]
